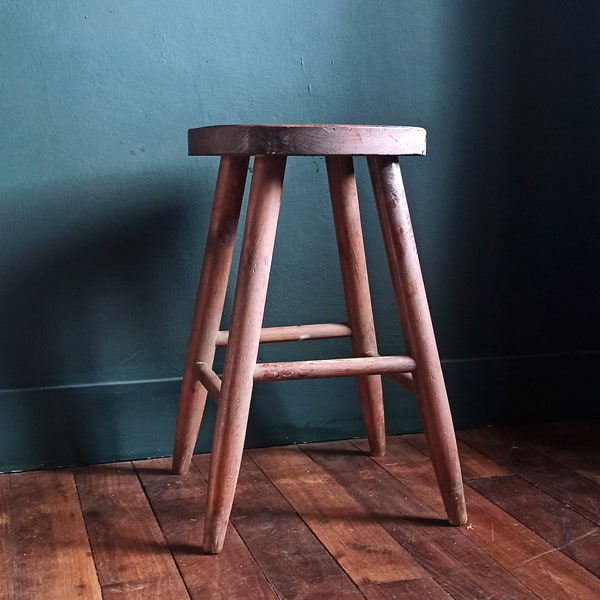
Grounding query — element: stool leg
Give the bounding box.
[203,155,286,554]
[367,155,468,526]
[326,156,386,456]
[172,156,249,475]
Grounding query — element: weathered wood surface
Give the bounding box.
[249,444,426,589]
[135,457,277,600]
[193,361,222,401]
[3,470,102,600]
[359,433,600,599]
[195,453,364,599]
[458,427,600,525]
[75,462,190,599]
[0,476,12,600]
[368,154,467,527]
[172,154,248,475]
[188,124,426,156]
[215,322,352,346]
[308,440,537,599]
[252,355,416,382]
[327,154,386,455]
[3,422,600,599]
[202,154,287,554]
[495,421,600,485]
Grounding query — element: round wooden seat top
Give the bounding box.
[188,124,426,157]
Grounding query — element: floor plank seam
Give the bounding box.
[71,467,104,599]
[131,460,195,600]
[4,422,599,599]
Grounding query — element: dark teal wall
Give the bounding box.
[1,1,599,471]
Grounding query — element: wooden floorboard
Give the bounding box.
[195,453,363,599]
[74,462,190,599]
[371,434,600,599]
[249,444,426,592]
[0,476,13,600]
[495,421,600,485]
[309,439,537,600]
[135,456,278,600]
[457,427,600,526]
[1,421,599,599]
[4,469,102,599]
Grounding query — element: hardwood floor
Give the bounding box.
[1,421,599,599]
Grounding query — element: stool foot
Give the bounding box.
[327,156,386,456]
[202,516,230,555]
[368,155,467,525]
[203,155,286,553]
[445,487,469,526]
[172,156,249,474]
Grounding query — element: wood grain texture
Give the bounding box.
[326,154,385,456]
[249,444,427,589]
[194,453,365,599]
[173,154,249,475]
[215,322,352,345]
[511,550,600,600]
[75,462,190,599]
[188,124,426,156]
[362,435,600,599]
[135,458,277,600]
[0,475,12,600]
[361,578,453,600]
[368,154,467,527]
[402,432,511,480]
[253,355,416,382]
[469,474,600,578]
[306,440,537,599]
[6,470,101,600]
[458,427,600,525]
[5,423,600,599]
[203,154,286,554]
[501,421,600,485]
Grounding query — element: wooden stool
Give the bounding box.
[173,125,467,554]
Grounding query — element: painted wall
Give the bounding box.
[1,1,599,471]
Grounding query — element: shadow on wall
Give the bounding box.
[0,172,211,468]
[495,2,600,357]
[330,3,600,425]
[432,2,600,358]
[437,2,600,423]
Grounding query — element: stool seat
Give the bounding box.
[173,123,467,554]
[188,124,426,156]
